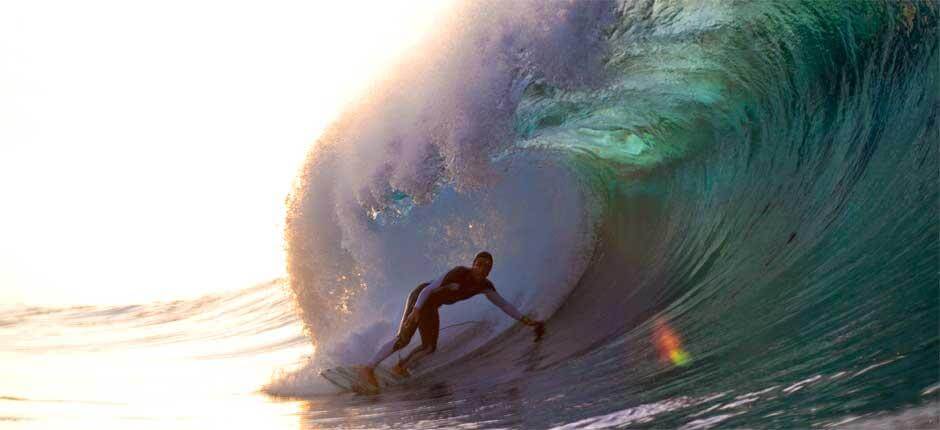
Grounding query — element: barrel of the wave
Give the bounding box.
[654,318,691,367]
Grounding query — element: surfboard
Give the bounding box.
[320,366,404,394]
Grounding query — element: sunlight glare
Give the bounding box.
[0,0,455,305]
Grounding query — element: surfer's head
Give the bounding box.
[472,251,493,278]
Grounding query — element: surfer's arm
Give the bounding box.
[484,289,545,341]
[483,289,525,321]
[413,274,455,314]
[413,279,441,313]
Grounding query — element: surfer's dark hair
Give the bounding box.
[474,251,493,262]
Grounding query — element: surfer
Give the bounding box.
[358,251,545,389]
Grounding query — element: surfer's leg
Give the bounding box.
[397,283,429,330]
[366,339,398,368]
[367,316,419,367]
[396,309,439,370]
[361,283,430,387]
[366,283,428,368]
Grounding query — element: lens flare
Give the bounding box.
[654,318,692,367]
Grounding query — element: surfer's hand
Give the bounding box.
[532,321,545,341]
[520,315,540,326]
[521,316,545,341]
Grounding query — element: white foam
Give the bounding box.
[276,0,614,394]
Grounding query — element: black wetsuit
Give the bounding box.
[394,266,495,352]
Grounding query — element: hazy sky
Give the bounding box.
[0,0,452,305]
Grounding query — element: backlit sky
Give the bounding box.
[0,0,453,306]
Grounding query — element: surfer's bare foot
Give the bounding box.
[391,363,411,378]
[357,366,379,388]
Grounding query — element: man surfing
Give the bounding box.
[358,251,545,389]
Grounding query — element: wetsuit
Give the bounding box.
[367,266,525,368]
[396,266,498,352]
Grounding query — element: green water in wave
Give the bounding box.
[506,0,939,427]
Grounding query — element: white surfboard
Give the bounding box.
[319,366,405,394]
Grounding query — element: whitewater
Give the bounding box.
[2,0,937,428]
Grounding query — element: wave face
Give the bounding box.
[277,0,939,427]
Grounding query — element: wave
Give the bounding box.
[272,0,937,426]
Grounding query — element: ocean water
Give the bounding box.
[3,0,937,428]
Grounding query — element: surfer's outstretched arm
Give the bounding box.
[484,289,545,340]
[483,289,524,320]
